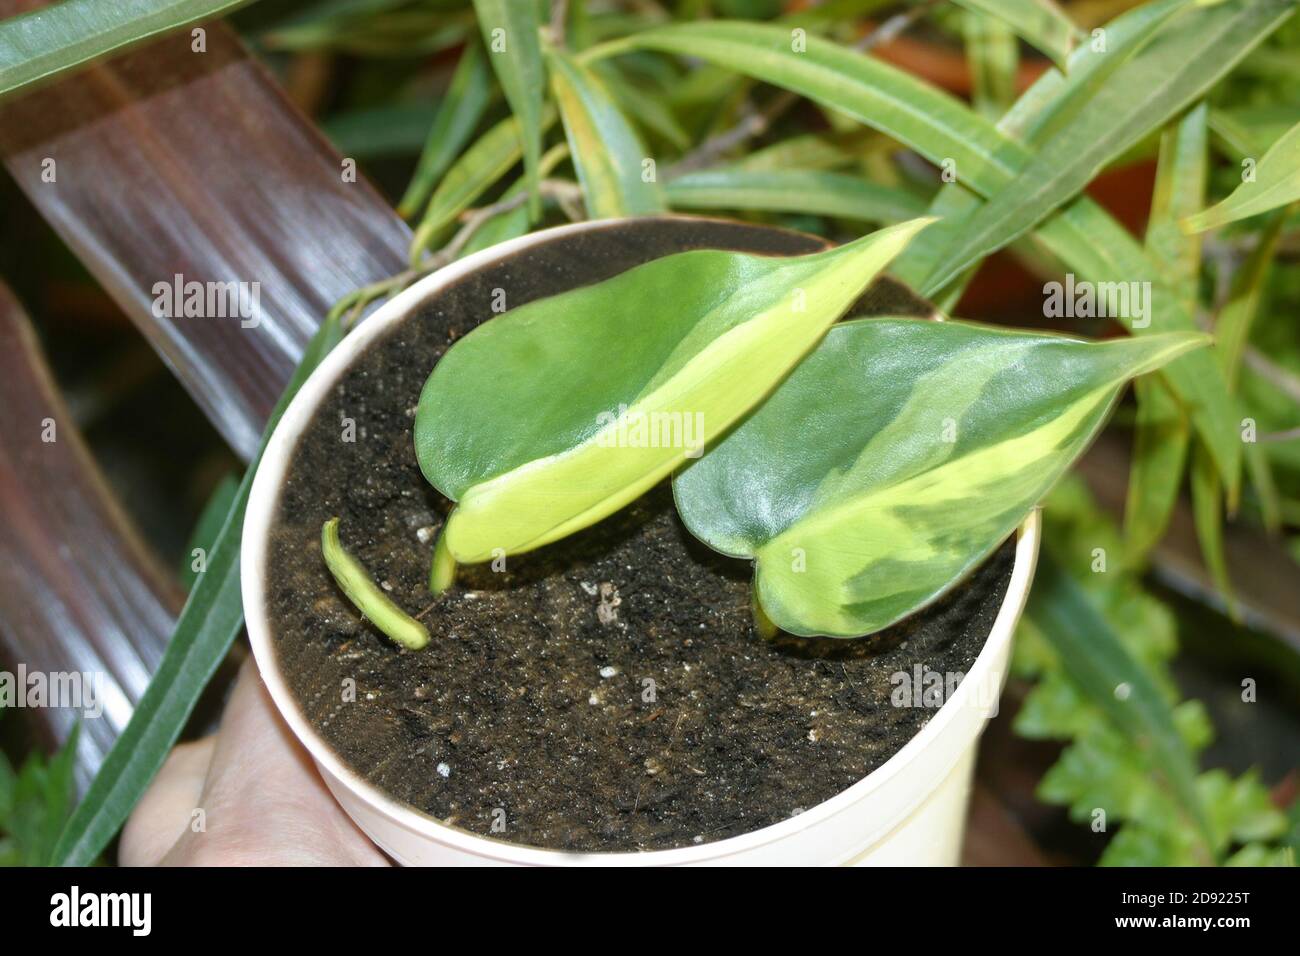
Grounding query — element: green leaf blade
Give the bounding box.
[415,218,933,563]
[0,0,252,100]
[411,106,556,261]
[472,0,545,219]
[1184,119,1300,232]
[1124,102,1207,561]
[548,49,664,218]
[613,21,1017,190]
[1025,551,1215,858]
[601,12,1241,493]
[924,0,1296,293]
[665,168,926,224]
[675,321,1209,638]
[952,0,1079,72]
[396,41,493,220]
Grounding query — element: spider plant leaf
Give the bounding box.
[1124,103,1207,561]
[665,168,927,224]
[0,0,252,100]
[1125,377,1191,563]
[458,143,569,258]
[890,0,1191,289]
[1190,444,1238,621]
[548,48,664,218]
[923,0,1294,292]
[1183,119,1300,232]
[415,218,934,563]
[472,0,545,219]
[674,320,1209,638]
[594,62,690,149]
[961,10,1019,121]
[1215,214,1286,531]
[411,105,557,261]
[736,131,873,172]
[397,41,494,219]
[953,0,1077,73]
[607,21,1015,191]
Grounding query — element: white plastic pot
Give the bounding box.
[244,220,1042,866]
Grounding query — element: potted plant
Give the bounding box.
[241,215,1202,865]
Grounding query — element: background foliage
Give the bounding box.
[0,0,1297,866]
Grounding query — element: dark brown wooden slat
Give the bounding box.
[0,9,411,459]
[0,281,184,789]
[0,7,411,783]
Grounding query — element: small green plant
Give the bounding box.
[413,217,932,591]
[324,221,1207,644]
[0,719,79,867]
[674,320,1205,637]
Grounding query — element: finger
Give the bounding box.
[118,736,216,867]
[165,658,390,866]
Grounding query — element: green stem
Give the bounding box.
[322,518,430,650]
[429,523,458,595]
[752,592,778,641]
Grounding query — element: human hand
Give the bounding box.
[120,658,389,866]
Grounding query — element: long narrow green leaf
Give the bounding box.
[1124,103,1206,561]
[1126,379,1191,562]
[603,15,1244,492]
[415,219,932,564]
[1025,551,1216,859]
[675,320,1208,637]
[180,473,239,590]
[397,41,493,219]
[924,0,1295,293]
[594,62,690,149]
[0,0,252,99]
[1184,119,1300,232]
[891,0,1191,289]
[459,143,569,258]
[1146,103,1210,306]
[962,11,1019,121]
[472,0,545,219]
[1218,214,1285,391]
[1215,214,1285,531]
[609,22,1015,191]
[665,168,926,224]
[1190,443,1238,620]
[737,131,873,172]
[410,105,556,263]
[548,49,664,218]
[52,313,345,867]
[952,0,1079,71]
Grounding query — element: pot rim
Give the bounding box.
[242,216,1041,865]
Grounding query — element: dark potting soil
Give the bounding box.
[265,218,1015,853]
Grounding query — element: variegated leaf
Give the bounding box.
[674,320,1209,638]
[415,218,933,567]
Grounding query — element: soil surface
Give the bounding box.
[265,218,1013,853]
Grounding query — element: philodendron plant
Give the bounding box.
[324,218,1208,644]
